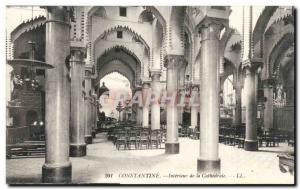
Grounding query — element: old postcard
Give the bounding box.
[5,5,295,185]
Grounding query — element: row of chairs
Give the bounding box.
[219,124,294,148]
[219,125,245,148]
[108,127,166,150]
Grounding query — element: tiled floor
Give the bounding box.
[7,133,294,184]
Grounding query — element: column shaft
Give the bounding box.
[84,78,93,144]
[151,72,161,130]
[198,23,221,173]
[69,50,86,157]
[234,84,242,125]
[178,106,183,125]
[42,7,72,183]
[142,83,150,128]
[136,106,143,126]
[191,106,197,128]
[91,98,96,138]
[263,85,273,131]
[190,86,199,129]
[244,67,258,151]
[165,55,182,154]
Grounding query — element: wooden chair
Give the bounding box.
[236,124,245,148]
[116,131,127,150]
[138,131,149,149]
[128,130,138,150]
[149,130,161,149]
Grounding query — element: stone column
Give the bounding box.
[177,88,185,125]
[198,22,222,173]
[150,70,161,130]
[233,82,242,126]
[42,6,72,183]
[69,49,86,157]
[164,55,184,154]
[91,95,96,138]
[84,75,93,144]
[142,82,150,128]
[243,63,259,151]
[190,86,199,129]
[263,79,274,131]
[136,105,143,126]
[95,101,98,135]
[90,97,96,138]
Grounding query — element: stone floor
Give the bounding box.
[7,133,294,184]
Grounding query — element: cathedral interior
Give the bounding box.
[5,6,295,184]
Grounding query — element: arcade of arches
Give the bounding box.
[6,6,295,184]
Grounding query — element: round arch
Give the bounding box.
[98,59,136,89]
[264,7,293,35]
[253,7,278,48]
[143,6,166,29]
[95,44,142,68]
[96,46,142,88]
[138,9,154,23]
[87,6,107,21]
[269,33,294,74]
[96,46,141,77]
[94,25,150,52]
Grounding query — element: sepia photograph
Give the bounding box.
[4,3,296,185]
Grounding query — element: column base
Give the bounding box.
[85,136,93,144]
[70,144,86,157]
[42,163,72,184]
[91,131,96,138]
[197,159,220,173]
[165,143,179,154]
[244,140,258,151]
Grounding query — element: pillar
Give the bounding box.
[190,86,199,129]
[142,82,150,128]
[177,89,184,125]
[137,106,143,126]
[164,55,183,154]
[84,75,93,144]
[91,96,96,138]
[69,49,86,157]
[198,21,222,173]
[243,65,258,151]
[42,6,72,183]
[150,70,161,130]
[263,79,274,131]
[233,82,242,126]
[94,101,98,135]
[90,97,96,138]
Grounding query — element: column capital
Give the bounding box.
[164,54,186,69]
[150,69,161,81]
[233,82,243,90]
[198,18,227,41]
[262,78,276,88]
[84,66,93,79]
[242,58,263,74]
[133,86,142,92]
[70,48,86,64]
[43,6,74,25]
[142,82,151,89]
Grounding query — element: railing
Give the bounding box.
[6,126,30,144]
